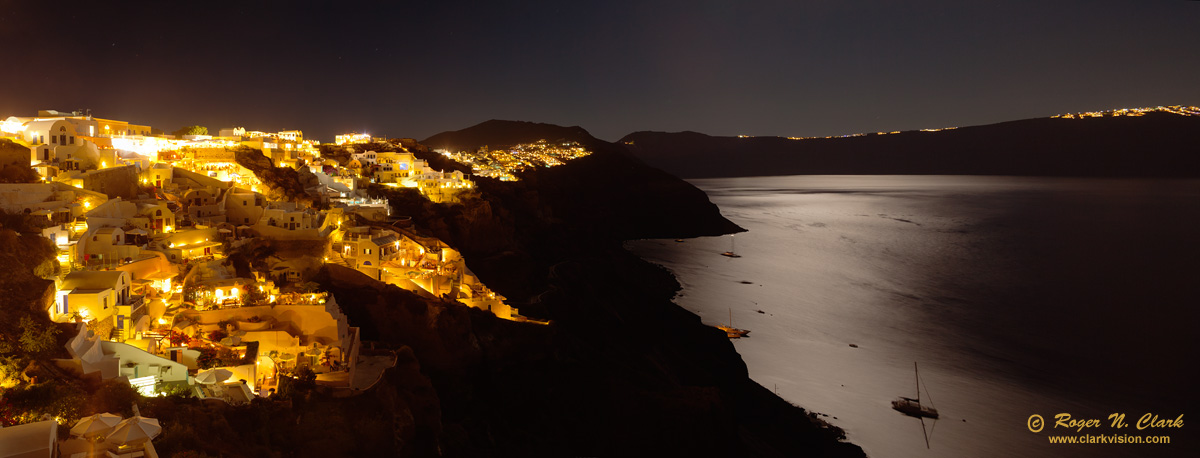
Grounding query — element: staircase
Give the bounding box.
[142,330,169,349]
[57,252,73,274]
[325,252,354,269]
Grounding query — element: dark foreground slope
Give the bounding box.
[308,121,862,456]
[623,112,1200,178]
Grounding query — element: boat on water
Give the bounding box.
[892,362,939,419]
[720,234,741,258]
[717,325,749,338]
[716,308,750,338]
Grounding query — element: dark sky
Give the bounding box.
[2,0,1198,143]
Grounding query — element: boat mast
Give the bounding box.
[914,361,920,404]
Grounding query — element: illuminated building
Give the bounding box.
[54,270,140,325]
[60,323,189,392]
[366,150,474,202]
[335,132,372,145]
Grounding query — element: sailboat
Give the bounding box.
[716,308,750,338]
[892,362,939,419]
[720,234,741,258]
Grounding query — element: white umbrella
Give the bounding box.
[105,416,161,446]
[220,330,247,346]
[195,368,233,385]
[126,228,149,235]
[71,413,123,438]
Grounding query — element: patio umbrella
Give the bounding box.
[195,368,233,385]
[126,228,149,235]
[105,416,161,447]
[71,413,123,438]
[221,330,248,345]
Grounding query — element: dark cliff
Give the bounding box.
[308,121,862,456]
[414,120,744,297]
[233,146,325,209]
[622,112,1200,178]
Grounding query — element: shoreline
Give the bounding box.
[628,174,1200,458]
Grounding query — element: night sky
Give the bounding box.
[2,0,1198,143]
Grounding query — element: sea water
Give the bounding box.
[626,175,1199,458]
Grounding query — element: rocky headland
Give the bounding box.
[300,120,865,456]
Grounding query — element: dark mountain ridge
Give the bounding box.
[621,112,1200,178]
[421,119,598,152]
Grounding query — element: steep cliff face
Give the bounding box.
[233,146,324,209]
[414,120,743,297]
[332,121,863,456]
[317,253,861,457]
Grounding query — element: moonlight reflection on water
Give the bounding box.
[628,175,1199,458]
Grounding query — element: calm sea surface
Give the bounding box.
[626,175,1199,458]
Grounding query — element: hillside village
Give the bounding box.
[436,139,593,181]
[0,109,558,418]
[0,111,872,458]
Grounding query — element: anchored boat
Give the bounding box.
[720,234,741,258]
[892,362,939,419]
[716,308,750,338]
